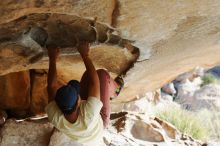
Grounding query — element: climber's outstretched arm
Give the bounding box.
[78,42,100,99]
[47,47,59,102]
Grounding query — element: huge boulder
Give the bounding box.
[0,1,219,103]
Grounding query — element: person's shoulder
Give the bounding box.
[45,101,62,122]
[87,96,103,106]
[88,96,101,101]
[81,96,103,116]
[45,101,57,112]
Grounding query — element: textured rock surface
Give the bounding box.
[30,69,48,115]
[117,0,220,101]
[0,70,65,117]
[154,117,179,139]
[0,112,203,146]
[105,112,202,146]
[0,12,138,75]
[0,0,115,25]
[0,1,220,103]
[0,71,30,110]
[0,119,54,146]
[131,120,165,142]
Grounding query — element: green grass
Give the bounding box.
[201,74,220,86]
[157,106,210,140]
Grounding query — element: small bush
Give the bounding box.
[201,74,220,86]
[157,106,210,140]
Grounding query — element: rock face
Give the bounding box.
[154,117,178,139]
[0,1,219,144]
[130,120,165,142]
[0,119,54,146]
[30,70,48,115]
[0,0,115,25]
[0,112,203,146]
[0,70,65,117]
[118,2,220,101]
[0,0,220,103]
[0,71,30,110]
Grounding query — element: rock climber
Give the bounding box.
[45,42,124,145]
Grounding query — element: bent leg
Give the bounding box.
[97,69,114,128]
[80,69,118,128]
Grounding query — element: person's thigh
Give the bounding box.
[80,69,118,128]
[97,69,111,128]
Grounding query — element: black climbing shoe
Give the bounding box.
[115,75,124,96]
[110,75,124,100]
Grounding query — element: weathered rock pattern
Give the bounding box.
[0,13,138,76]
[0,70,66,117]
[117,1,220,101]
[0,71,30,110]
[0,119,54,146]
[30,69,48,115]
[0,0,219,103]
[154,117,178,139]
[0,112,204,146]
[0,1,220,145]
[0,0,115,25]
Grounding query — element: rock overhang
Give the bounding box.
[0,0,220,104]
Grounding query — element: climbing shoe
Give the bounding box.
[114,75,124,96]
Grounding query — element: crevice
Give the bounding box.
[111,0,120,28]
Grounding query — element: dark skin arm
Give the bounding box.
[78,42,100,99]
[47,47,60,102]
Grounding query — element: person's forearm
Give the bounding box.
[82,56,99,85]
[48,59,57,86]
[82,55,100,98]
[47,58,58,100]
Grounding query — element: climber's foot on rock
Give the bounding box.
[110,75,124,100]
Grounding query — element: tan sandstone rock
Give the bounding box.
[0,71,30,110]
[131,120,165,142]
[30,69,48,115]
[0,119,54,146]
[0,0,115,25]
[114,0,220,102]
[0,1,220,103]
[154,117,179,139]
